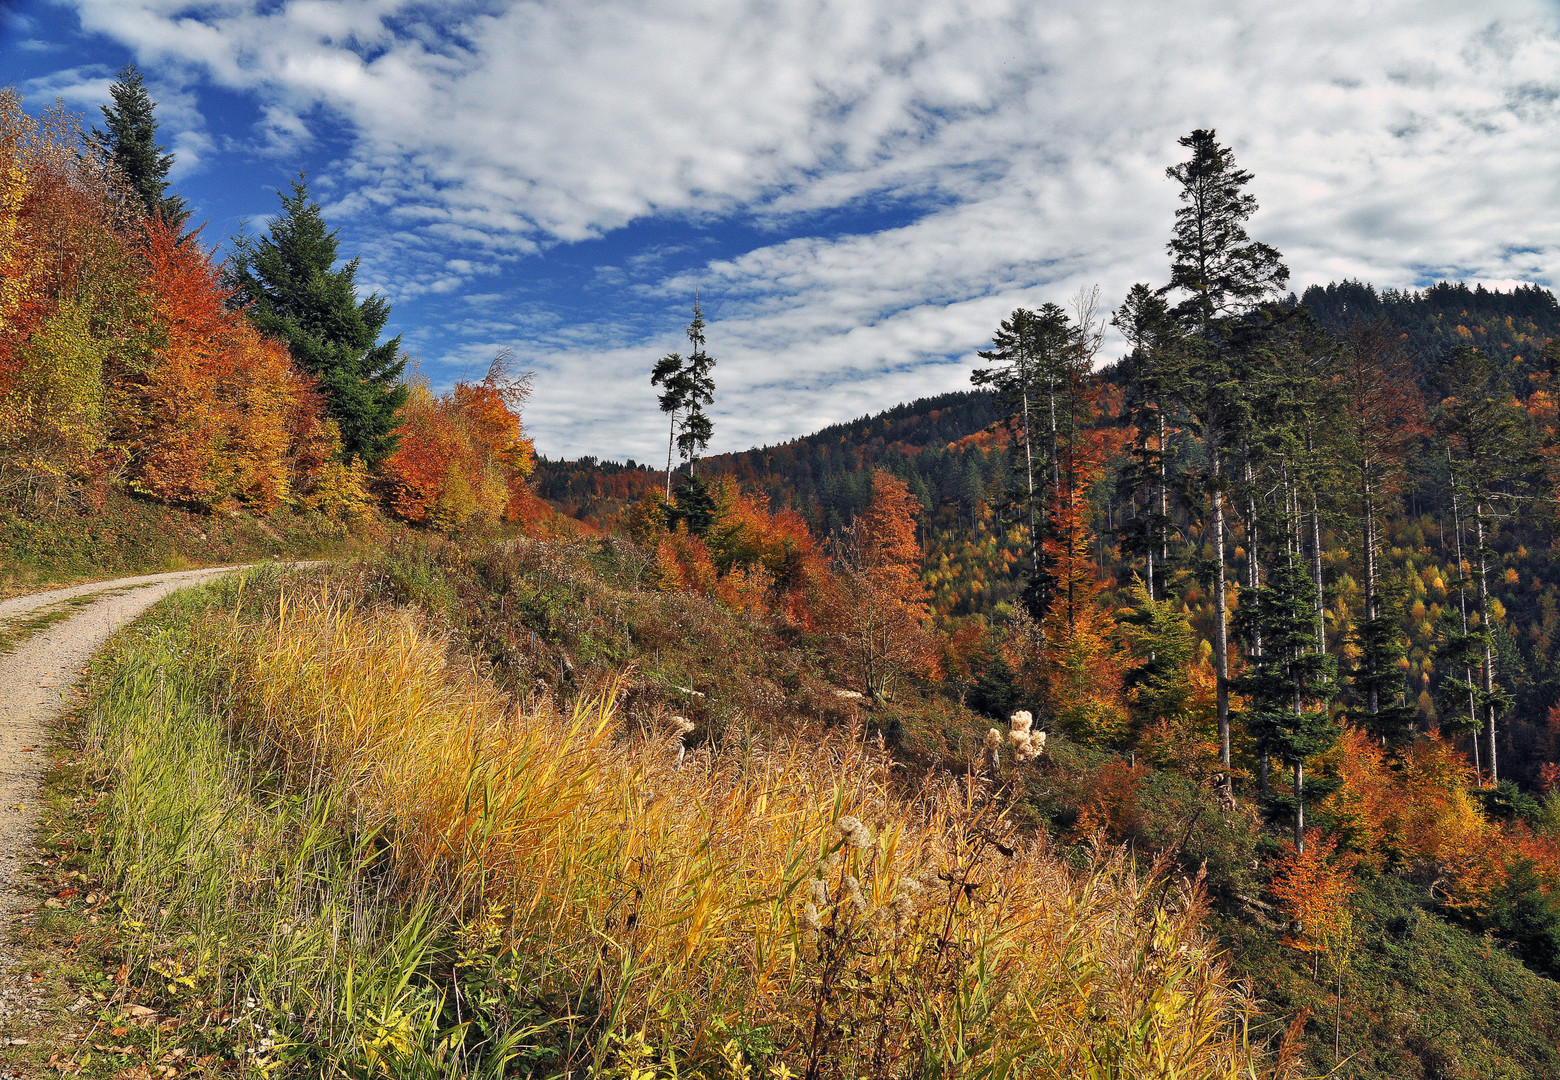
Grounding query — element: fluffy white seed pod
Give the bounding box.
[834,815,873,849]
[1009,710,1033,735]
[984,728,1003,751]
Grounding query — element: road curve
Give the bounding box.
[0,565,277,908]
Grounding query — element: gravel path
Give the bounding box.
[0,565,258,912]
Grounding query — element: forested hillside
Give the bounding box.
[521,132,1560,1078]
[0,75,547,589]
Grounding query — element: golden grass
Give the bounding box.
[207,586,1291,1078]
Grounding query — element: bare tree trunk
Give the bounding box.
[1476,507,1498,783]
[1362,474,1378,718]
[664,414,677,502]
[1294,759,1305,851]
[1021,380,1037,581]
[1159,411,1170,575]
[1310,489,1326,653]
[1448,460,1482,781]
[1211,434,1230,767]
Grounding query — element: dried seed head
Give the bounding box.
[984,728,1003,751]
[843,875,867,911]
[834,815,873,850]
[807,878,828,907]
[669,715,696,737]
[1009,710,1033,735]
[801,903,822,930]
[1014,729,1046,762]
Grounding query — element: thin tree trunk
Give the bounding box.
[1211,433,1230,767]
[1021,379,1037,581]
[1476,507,1498,783]
[1449,459,1481,780]
[1294,759,1305,851]
[664,413,677,502]
[1362,473,1378,719]
[1158,410,1170,576]
[1310,489,1326,653]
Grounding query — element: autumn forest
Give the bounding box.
[9,67,1560,1080]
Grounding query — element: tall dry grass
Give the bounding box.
[211,587,1291,1079]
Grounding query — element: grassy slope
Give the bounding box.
[3,551,1280,1079]
[0,487,370,597]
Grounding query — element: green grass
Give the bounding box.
[2,580,538,1078]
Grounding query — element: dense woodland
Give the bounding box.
[10,70,1560,1079]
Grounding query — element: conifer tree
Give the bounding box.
[1339,320,1423,747]
[92,65,189,228]
[1235,550,1339,850]
[223,176,407,466]
[1112,284,1183,602]
[1161,129,1289,768]
[676,298,716,473]
[1432,346,1542,781]
[651,351,690,501]
[972,303,1083,619]
[654,299,716,489]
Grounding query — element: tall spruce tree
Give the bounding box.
[223,176,407,466]
[92,65,189,228]
[675,299,716,473]
[1432,346,1542,781]
[972,303,1082,619]
[1340,320,1423,748]
[651,351,691,501]
[1161,129,1289,769]
[1235,549,1339,851]
[1112,284,1184,602]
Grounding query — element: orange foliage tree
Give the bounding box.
[1269,829,1360,1062]
[124,218,355,512]
[378,357,535,530]
[0,91,144,507]
[827,469,937,697]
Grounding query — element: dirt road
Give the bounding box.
[0,566,258,909]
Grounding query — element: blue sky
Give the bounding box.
[5,1,1560,462]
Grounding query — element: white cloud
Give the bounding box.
[53,0,1560,459]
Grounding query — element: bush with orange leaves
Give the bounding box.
[1320,726,1506,912]
[634,477,833,626]
[378,356,535,531]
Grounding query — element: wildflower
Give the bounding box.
[835,815,874,850]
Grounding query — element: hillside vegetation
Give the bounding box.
[10,556,1293,1078]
